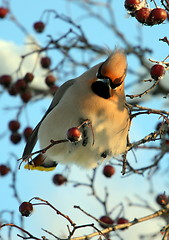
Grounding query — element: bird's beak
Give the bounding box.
[96,50,127,90]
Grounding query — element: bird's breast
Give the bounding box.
[38,94,130,168]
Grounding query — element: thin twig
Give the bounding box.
[0,224,41,240]
[126,79,160,99]
[30,197,76,227]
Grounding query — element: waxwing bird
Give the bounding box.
[23,50,130,171]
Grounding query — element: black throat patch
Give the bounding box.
[91,81,110,99]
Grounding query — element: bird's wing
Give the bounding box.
[22,79,75,158]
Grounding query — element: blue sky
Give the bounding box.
[0,0,169,239]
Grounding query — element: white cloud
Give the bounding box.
[0,38,48,90]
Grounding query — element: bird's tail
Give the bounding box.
[24,153,57,171]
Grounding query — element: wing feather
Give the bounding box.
[22,79,75,158]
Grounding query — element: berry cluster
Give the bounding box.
[0,7,58,95]
[0,56,58,109]
[0,73,33,103]
[9,120,22,144]
[8,119,33,144]
[99,215,129,229]
[124,0,167,26]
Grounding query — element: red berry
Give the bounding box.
[135,7,151,24]
[103,165,115,177]
[19,202,33,217]
[148,8,167,25]
[8,120,20,132]
[117,217,129,224]
[67,127,82,142]
[33,21,45,33]
[53,174,67,185]
[10,132,22,144]
[15,79,27,92]
[20,90,32,103]
[0,7,9,18]
[99,216,114,228]
[45,75,56,87]
[23,127,33,141]
[124,0,141,11]
[156,194,168,206]
[40,57,51,69]
[150,64,165,80]
[24,73,34,83]
[0,75,12,88]
[117,217,129,230]
[8,84,18,96]
[0,165,10,176]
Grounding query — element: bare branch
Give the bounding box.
[30,197,76,227]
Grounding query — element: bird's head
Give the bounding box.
[91,50,127,99]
